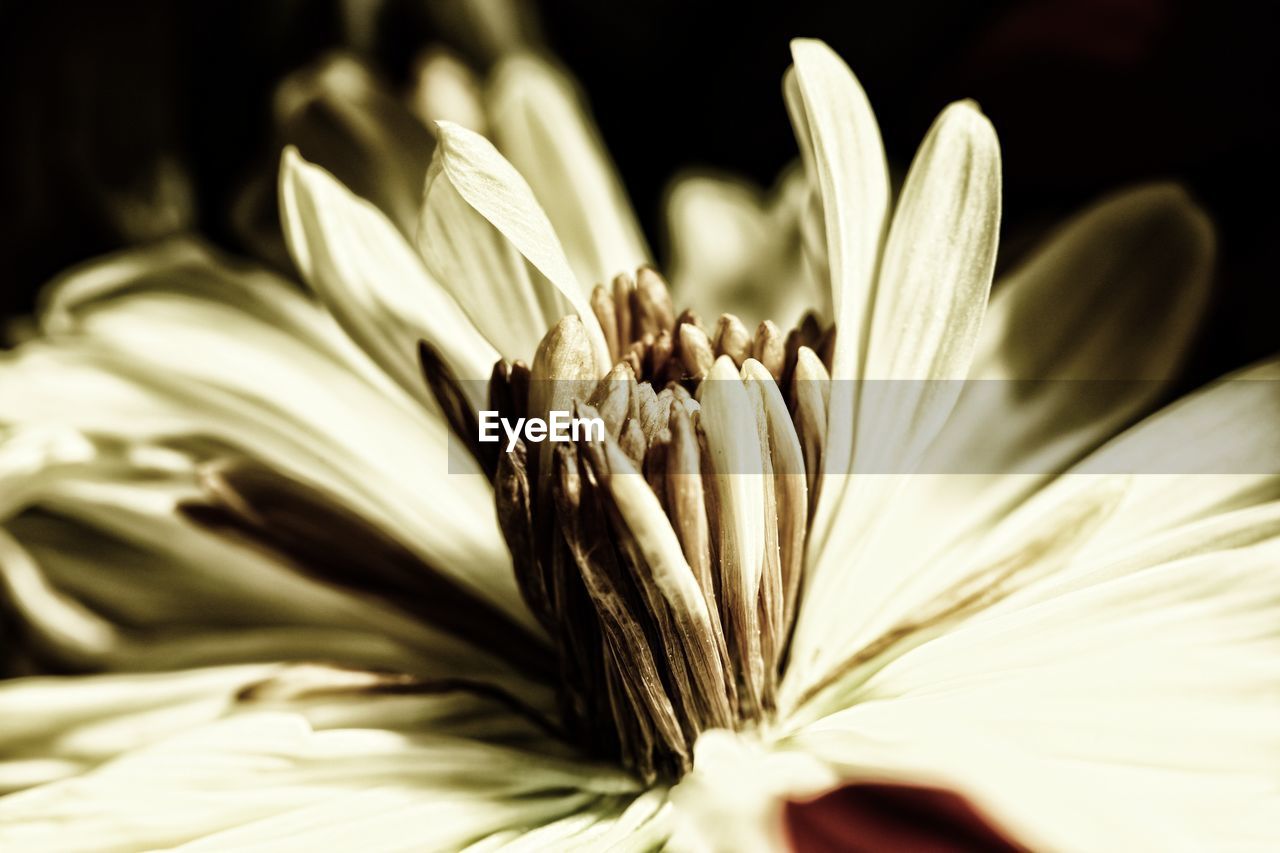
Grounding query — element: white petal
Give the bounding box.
[7,470,528,684]
[0,704,632,851]
[417,121,611,371]
[488,53,649,287]
[795,534,1280,850]
[784,38,889,385]
[799,101,1002,674]
[0,665,279,793]
[855,99,1001,470]
[280,149,498,398]
[0,247,527,630]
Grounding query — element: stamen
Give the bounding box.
[713,313,753,367]
[791,346,830,514]
[190,262,854,783]
[633,267,677,340]
[754,320,787,381]
[678,322,716,380]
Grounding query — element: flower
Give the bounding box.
[1,36,1277,852]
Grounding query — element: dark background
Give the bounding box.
[2,0,1276,385]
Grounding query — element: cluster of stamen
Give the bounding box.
[433,267,835,782]
[182,267,836,785]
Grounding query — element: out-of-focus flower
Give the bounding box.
[0,36,1276,852]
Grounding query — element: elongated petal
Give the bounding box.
[927,183,1214,480]
[803,101,1002,655]
[0,692,634,851]
[281,149,497,402]
[0,246,526,630]
[784,39,889,384]
[488,53,649,288]
[0,665,281,793]
[417,121,611,371]
[857,100,1001,470]
[784,38,891,567]
[790,358,1280,712]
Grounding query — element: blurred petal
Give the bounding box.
[409,48,487,134]
[0,242,524,628]
[488,53,649,288]
[665,166,814,328]
[931,183,1214,479]
[275,53,433,236]
[786,782,1022,852]
[0,684,633,851]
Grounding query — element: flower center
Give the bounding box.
[436,267,834,783]
[181,267,834,786]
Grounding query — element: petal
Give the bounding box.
[0,665,280,793]
[274,53,434,236]
[785,782,1022,852]
[488,53,649,288]
[0,245,527,630]
[408,48,488,134]
[788,359,1280,713]
[799,102,1002,678]
[783,38,889,385]
[0,679,634,851]
[280,149,498,399]
[926,183,1215,480]
[5,467,528,684]
[417,121,611,371]
[796,534,1280,850]
[855,100,1002,469]
[664,167,816,328]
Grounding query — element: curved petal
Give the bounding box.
[0,668,635,851]
[855,100,1001,468]
[0,664,281,793]
[798,102,1002,682]
[0,244,527,631]
[417,121,610,371]
[790,186,1209,697]
[488,53,649,288]
[787,357,1280,713]
[280,149,498,397]
[783,38,889,386]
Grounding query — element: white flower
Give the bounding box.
[2,37,1276,852]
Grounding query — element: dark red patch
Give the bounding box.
[785,782,1025,852]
